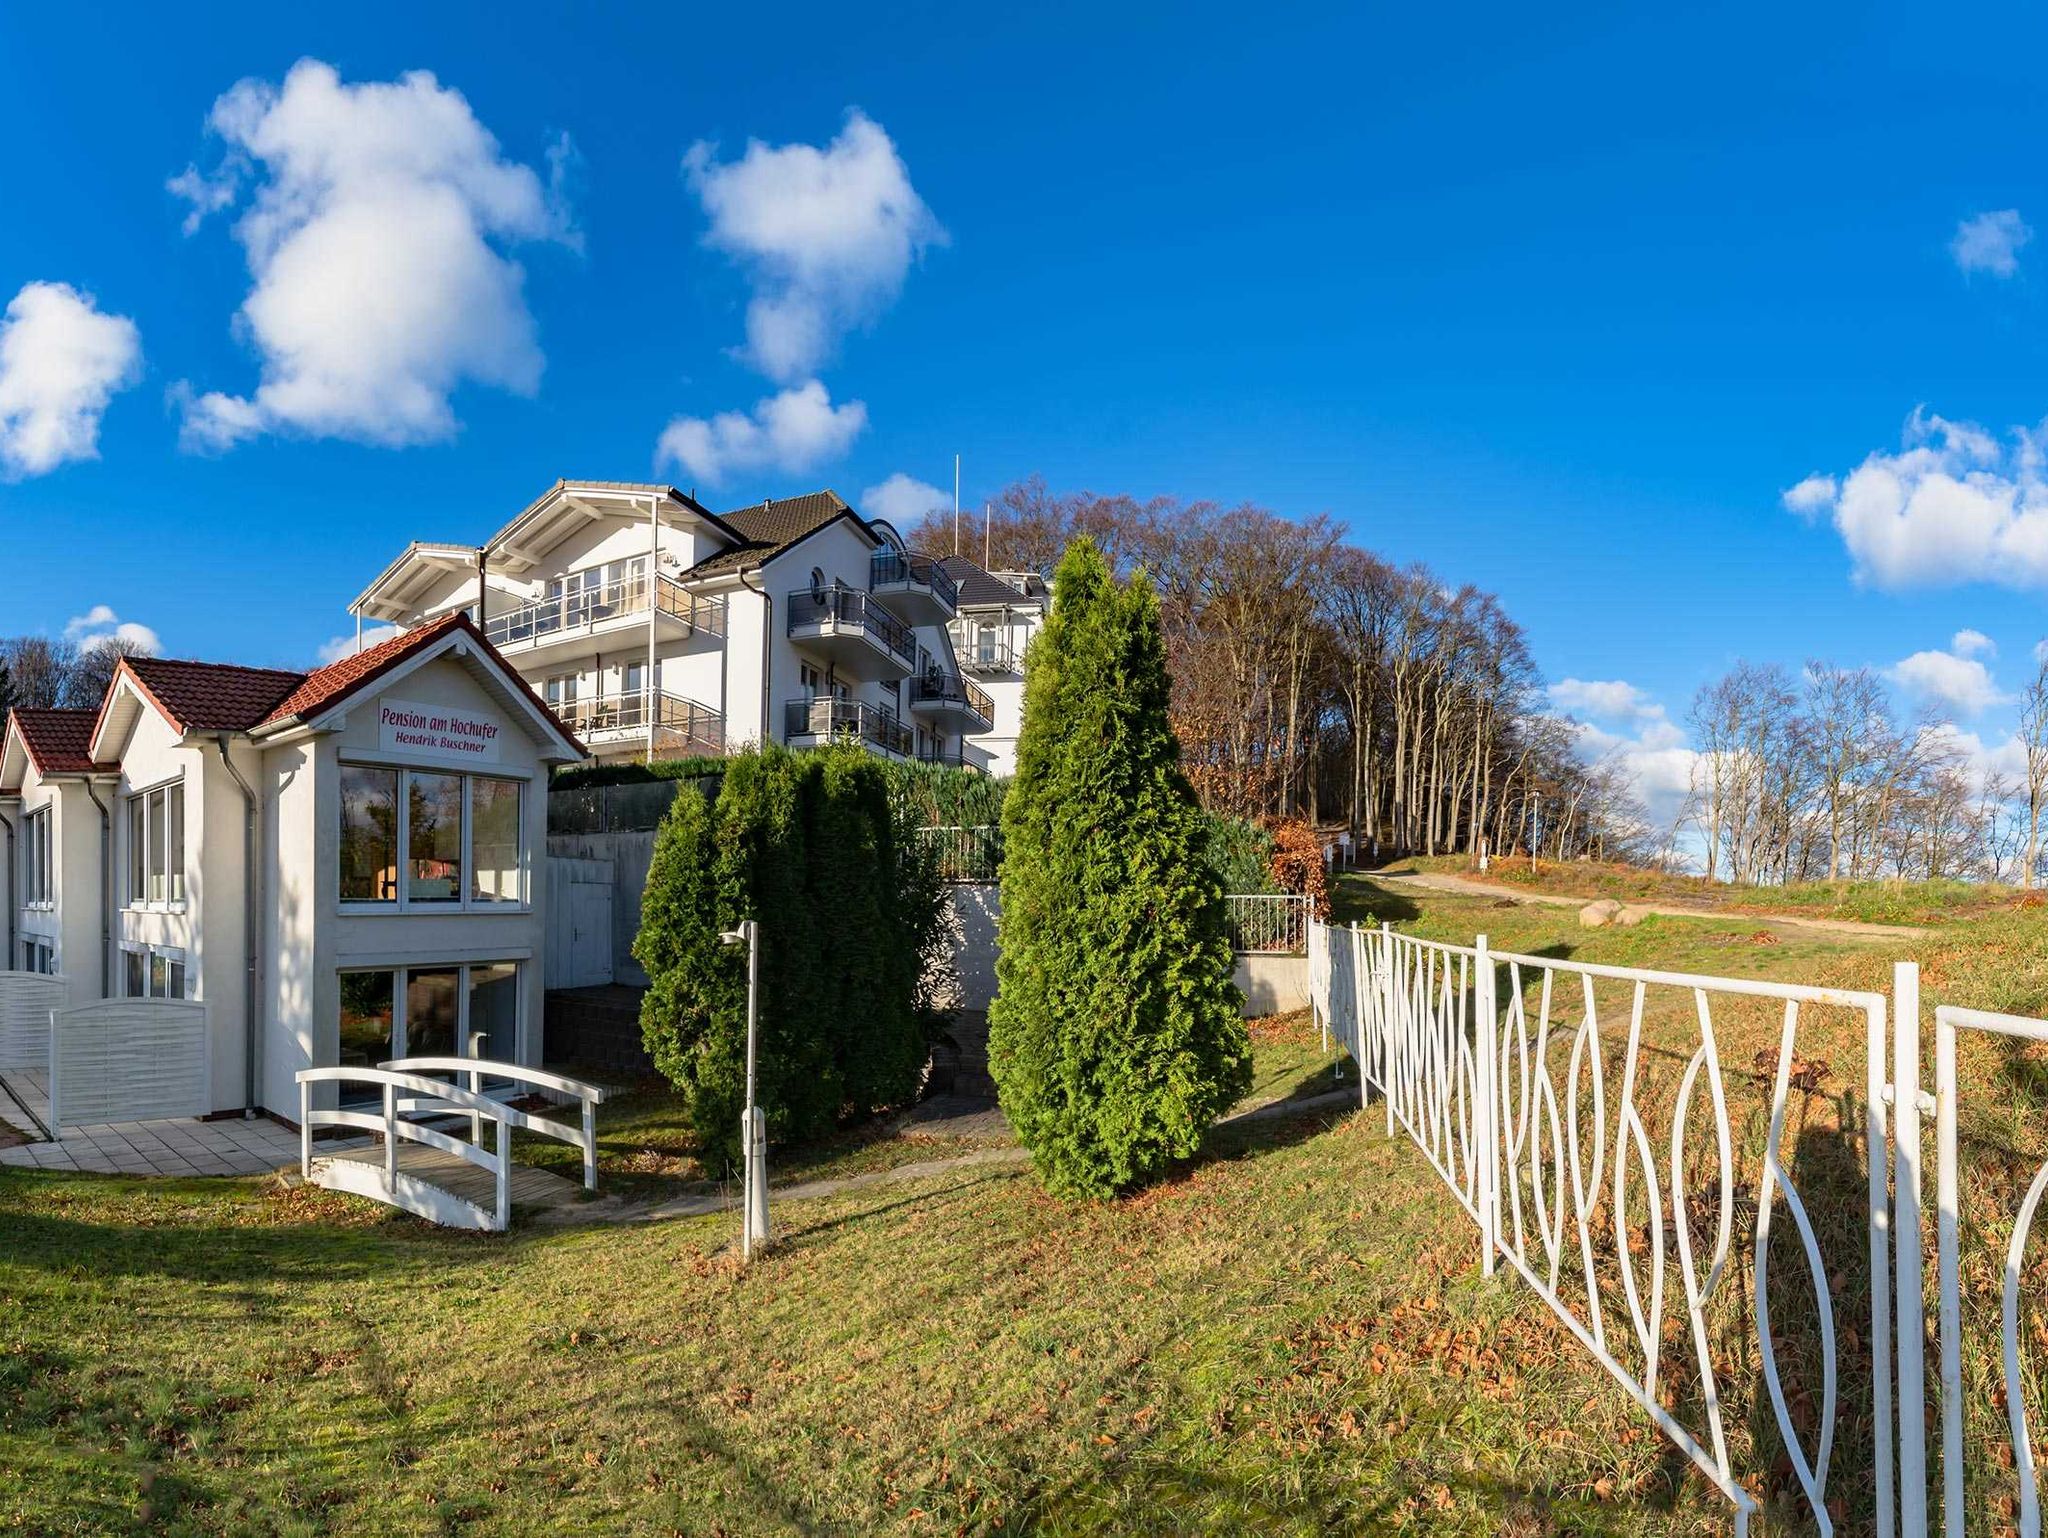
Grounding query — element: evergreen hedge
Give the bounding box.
[633,745,947,1171]
[987,538,1251,1199]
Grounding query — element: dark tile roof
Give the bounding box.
[7,708,106,775]
[123,657,306,733]
[938,556,1047,608]
[686,490,859,577]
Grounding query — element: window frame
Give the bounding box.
[337,761,530,915]
[334,959,524,1067]
[123,776,186,913]
[120,940,188,999]
[21,806,53,909]
[18,936,56,975]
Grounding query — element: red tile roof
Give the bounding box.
[6,708,107,775]
[121,657,306,733]
[258,611,467,726]
[256,613,583,756]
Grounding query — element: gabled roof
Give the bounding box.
[685,489,869,578]
[938,555,1050,608]
[122,657,307,733]
[254,612,586,761]
[4,708,108,778]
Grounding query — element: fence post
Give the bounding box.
[1351,923,1369,1111]
[1475,933,1499,1278]
[1893,960,1927,1537]
[1380,923,1395,1137]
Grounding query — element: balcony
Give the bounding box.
[916,739,983,773]
[955,627,1017,675]
[553,689,725,760]
[482,572,725,666]
[786,585,917,678]
[868,549,957,625]
[908,670,995,731]
[782,698,912,758]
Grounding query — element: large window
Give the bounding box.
[122,942,187,999]
[336,961,523,1081]
[339,765,526,910]
[22,807,51,907]
[125,780,185,909]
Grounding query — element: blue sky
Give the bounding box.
[5,2,2048,818]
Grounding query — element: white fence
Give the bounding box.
[50,999,209,1130]
[1309,917,1969,1537]
[1226,892,1310,954]
[0,971,65,1072]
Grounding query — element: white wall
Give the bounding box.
[12,770,103,1009]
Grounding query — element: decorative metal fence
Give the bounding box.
[918,824,1003,882]
[1225,892,1311,954]
[1306,916,1963,1538]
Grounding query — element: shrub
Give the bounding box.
[633,745,943,1170]
[1264,818,1332,918]
[551,757,726,791]
[988,538,1251,1199]
[1204,816,1280,895]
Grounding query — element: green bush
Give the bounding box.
[1204,816,1281,894]
[633,745,946,1171]
[987,538,1251,1199]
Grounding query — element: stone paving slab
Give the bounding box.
[0,1111,367,1177]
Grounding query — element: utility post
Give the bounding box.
[720,919,769,1258]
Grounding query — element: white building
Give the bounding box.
[1,616,583,1120]
[347,481,1003,773]
[938,559,1049,777]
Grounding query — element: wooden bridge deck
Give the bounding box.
[309,1143,585,1226]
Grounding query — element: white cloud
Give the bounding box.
[654,379,867,485]
[170,58,574,451]
[1925,722,2029,794]
[64,604,161,656]
[1784,409,2048,590]
[1952,209,2032,278]
[1549,677,1663,722]
[0,282,142,478]
[684,110,944,383]
[1952,628,1996,658]
[1887,641,2010,716]
[1782,473,1837,518]
[862,472,949,525]
[318,624,401,664]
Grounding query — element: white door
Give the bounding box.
[546,857,615,990]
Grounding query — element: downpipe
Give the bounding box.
[80,779,113,997]
[0,804,14,969]
[213,735,261,1119]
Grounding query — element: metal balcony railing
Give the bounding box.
[482,572,725,650]
[915,740,981,772]
[553,690,725,755]
[908,670,995,723]
[782,697,912,757]
[786,586,917,667]
[954,626,1017,674]
[869,549,958,608]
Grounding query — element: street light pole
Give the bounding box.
[720,918,769,1258]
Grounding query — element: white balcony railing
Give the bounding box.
[483,574,725,651]
[552,690,725,756]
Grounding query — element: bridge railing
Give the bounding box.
[294,1060,608,1231]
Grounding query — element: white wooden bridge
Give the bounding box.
[295,1058,608,1232]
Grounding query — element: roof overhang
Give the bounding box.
[89,667,169,765]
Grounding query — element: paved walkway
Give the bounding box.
[0,1069,363,1176]
[1369,869,1928,940]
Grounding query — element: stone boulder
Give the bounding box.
[1579,899,1624,929]
[1613,905,1649,928]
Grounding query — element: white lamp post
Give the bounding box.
[720,918,769,1258]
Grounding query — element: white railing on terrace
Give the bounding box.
[1225,892,1310,954]
[1308,917,1909,1538]
[483,573,725,650]
[296,1058,607,1232]
[553,689,725,755]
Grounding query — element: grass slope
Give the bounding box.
[9,882,2048,1534]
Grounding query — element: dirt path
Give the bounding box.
[1368,868,1928,941]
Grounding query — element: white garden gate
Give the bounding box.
[0,971,65,1072]
[1308,916,2048,1536]
[545,855,614,990]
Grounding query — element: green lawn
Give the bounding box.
[10,886,2048,1535]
